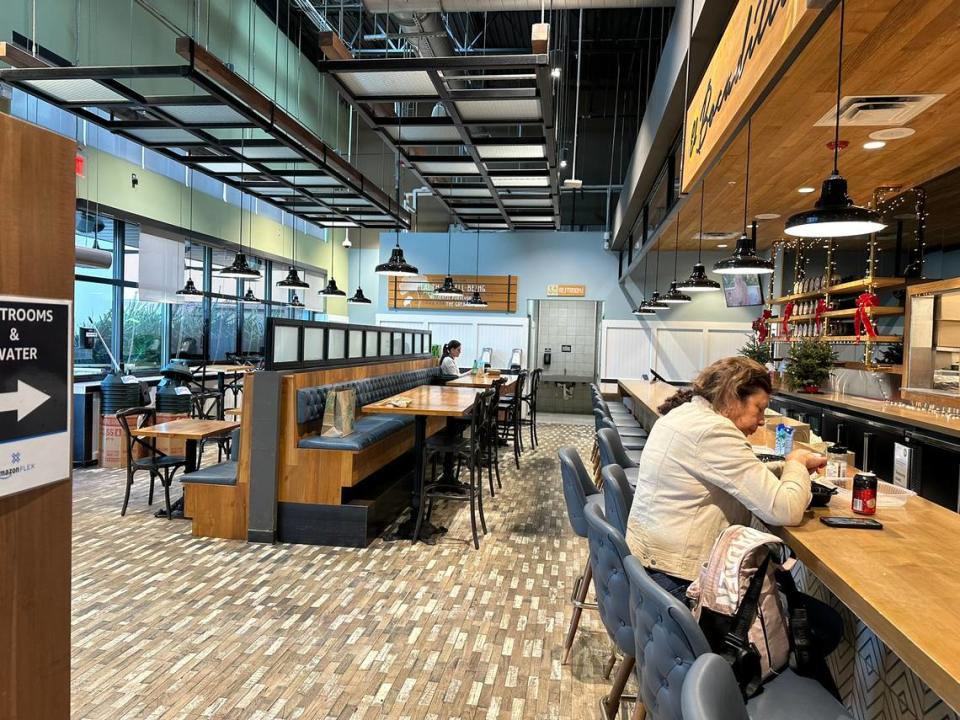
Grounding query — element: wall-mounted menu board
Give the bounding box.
[388,275,518,312]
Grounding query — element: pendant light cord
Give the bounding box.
[673,212,680,281]
[571,8,583,179]
[833,0,845,174]
[475,228,481,279]
[654,233,661,292]
[697,178,706,262]
[743,117,751,234]
[447,229,452,275]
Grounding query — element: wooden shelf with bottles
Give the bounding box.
[771,334,902,344]
[764,307,904,324]
[769,277,906,305]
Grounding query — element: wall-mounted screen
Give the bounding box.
[721,274,764,307]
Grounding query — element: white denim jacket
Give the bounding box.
[625,396,812,581]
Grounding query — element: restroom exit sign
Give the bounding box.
[547,284,585,297]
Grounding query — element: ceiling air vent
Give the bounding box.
[693,231,740,241]
[814,94,945,127]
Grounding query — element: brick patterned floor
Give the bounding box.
[71,423,625,719]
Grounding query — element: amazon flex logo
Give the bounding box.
[11,452,21,464]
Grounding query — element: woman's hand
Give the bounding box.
[786,449,828,472]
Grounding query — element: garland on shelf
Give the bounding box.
[781,301,795,338]
[814,298,828,334]
[854,292,879,341]
[753,308,772,343]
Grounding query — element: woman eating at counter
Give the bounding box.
[625,356,828,599]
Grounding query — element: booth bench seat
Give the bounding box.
[182,429,246,540]
[297,414,413,451]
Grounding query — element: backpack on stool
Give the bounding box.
[686,525,791,698]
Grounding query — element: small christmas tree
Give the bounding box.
[785,339,836,392]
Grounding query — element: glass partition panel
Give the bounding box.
[403,333,413,354]
[328,329,346,360]
[121,288,163,371]
[380,331,392,355]
[365,330,379,357]
[392,332,403,355]
[349,330,363,358]
[304,327,325,361]
[273,325,299,364]
[241,304,266,356]
[210,299,238,360]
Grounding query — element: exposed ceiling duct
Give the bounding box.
[393,12,455,58]
[364,0,673,11]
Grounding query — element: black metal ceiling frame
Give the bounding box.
[319,53,559,230]
[0,39,409,231]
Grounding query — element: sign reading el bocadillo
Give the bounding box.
[681,0,827,193]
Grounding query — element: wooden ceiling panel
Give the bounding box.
[650,0,960,256]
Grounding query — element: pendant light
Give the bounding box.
[634,253,658,315]
[289,293,305,308]
[220,137,262,280]
[375,108,419,276]
[785,0,885,239]
[277,184,309,289]
[433,229,464,299]
[465,227,488,307]
[176,176,203,301]
[321,230,346,296]
[647,237,670,310]
[678,179,722,292]
[714,119,774,275]
[662,214,692,303]
[241,287,261,304]
[348,231,372,304]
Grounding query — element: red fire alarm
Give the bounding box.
[75,152,85,178]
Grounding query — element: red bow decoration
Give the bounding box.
[854,292,879,341]
[814,299,828,335]
[753,309,772,343]
[781,301,794,338]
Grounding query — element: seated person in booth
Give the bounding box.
[626,356,827,598]
[439,340,462,377]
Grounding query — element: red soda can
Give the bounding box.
[852,471,878,515]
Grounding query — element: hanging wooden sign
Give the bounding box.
[388,275,518,312]
[681,0,825,193]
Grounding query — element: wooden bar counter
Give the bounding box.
[618,377,960,711]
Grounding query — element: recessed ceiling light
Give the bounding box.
[754,212,781,220]
[717,244,729,248]
[870,127,915,141]
[798,187,816,194]
[863,140,886,150]
[727,180,737,185]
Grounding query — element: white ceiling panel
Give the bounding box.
[491,175,549,187]
[385,125,462,142]
[477,144,545,159]
[337,70,437,98]
[24,78,125,103]
[456,99,541,121]
[415,161,480,175]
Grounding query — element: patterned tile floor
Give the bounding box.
[71,423,624,719]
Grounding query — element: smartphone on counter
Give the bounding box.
[820,517,883,530]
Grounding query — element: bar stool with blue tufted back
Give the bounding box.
[558,446,603,664]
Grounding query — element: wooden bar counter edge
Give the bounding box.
[617,378,960,712]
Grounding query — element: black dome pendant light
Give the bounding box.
[177,173,203,301]
[320,230,346,296]
[633,253,657,316]
[647,238,670,310]
[348,231,372,305]
[678,179,722,292]
[433,229,464,299]
[465,228,487,307]
[662,213,692,303]
[375,107,419,277]
[785,0,885,239]
[714,118,775,275]
[220,134,262,280]
[277,179,309,289]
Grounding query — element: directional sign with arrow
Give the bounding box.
[0,296,71,498]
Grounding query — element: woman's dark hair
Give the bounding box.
[659,356,772,415]
[441,340,461,359]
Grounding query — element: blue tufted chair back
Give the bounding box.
[584,503,635,656]
[597,427,639,469]
[600,464,634,536]
[681,654,750,720]
[557,446,600,538]
[625,555,711,720]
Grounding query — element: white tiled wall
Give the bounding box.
[536,300,599,379]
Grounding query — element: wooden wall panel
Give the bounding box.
[388,275,518,312]
[0,114,74,719]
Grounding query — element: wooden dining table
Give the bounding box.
[445,372,517,391]
[132,418,240,518]
[363,385,479,542]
